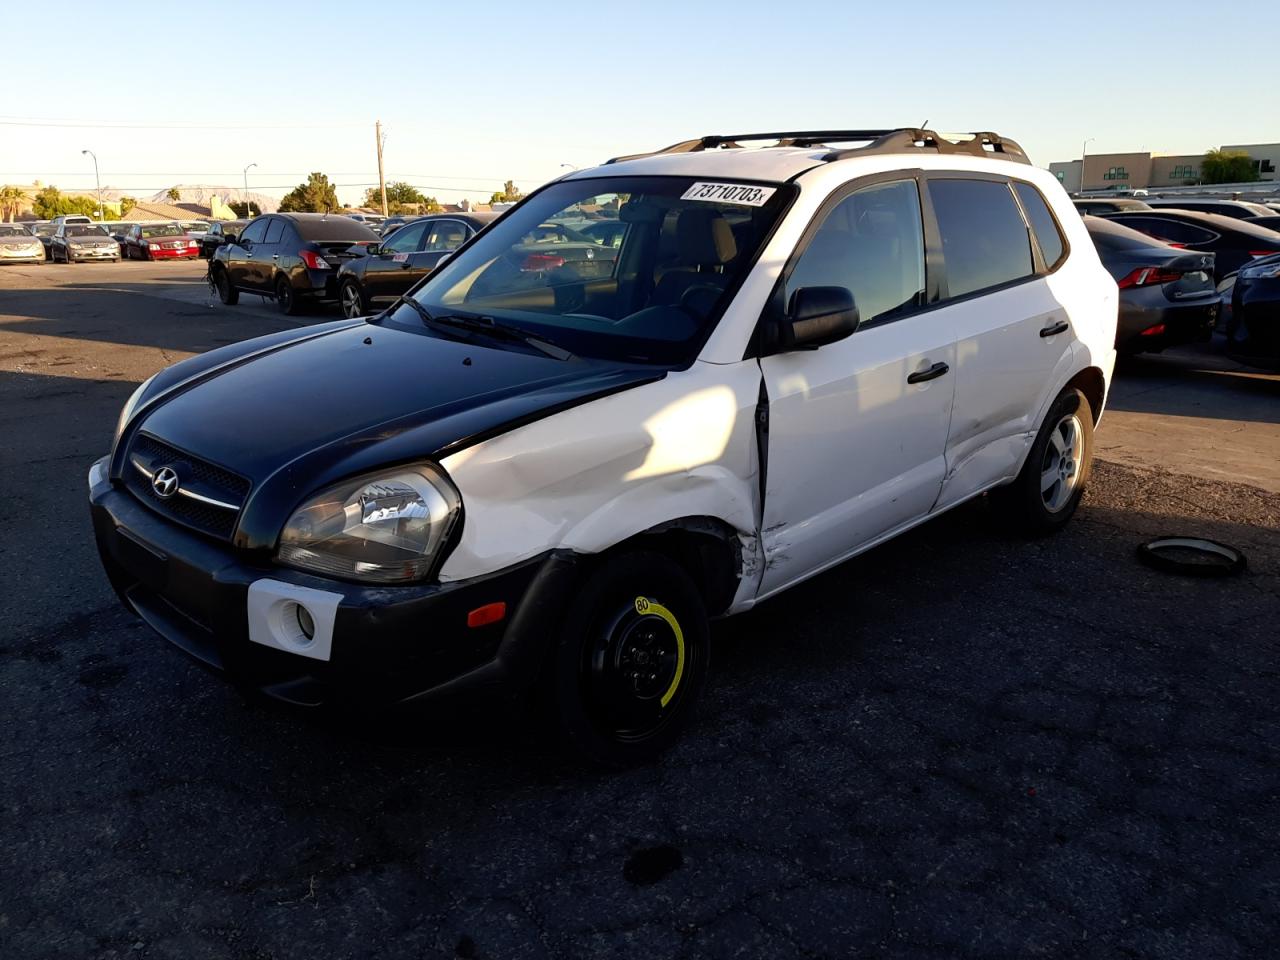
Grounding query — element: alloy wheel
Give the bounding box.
[1040,413,1084,513]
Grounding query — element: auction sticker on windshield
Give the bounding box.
[680,182,776,206]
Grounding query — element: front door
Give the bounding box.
[364,220,429,304]
[229,217,269,290]
[757,177,956,598]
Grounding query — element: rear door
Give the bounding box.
[363,219,428,303]
[926,175,1076,511]
[257,217,288,288]
[757,175,956,596]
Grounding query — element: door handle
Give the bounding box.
[1040,319,1069,337]
[272,254,279,260]
[907,361,949,384]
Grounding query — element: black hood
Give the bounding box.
[122,321,662,550]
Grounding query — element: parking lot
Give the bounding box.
[2,259,1278,958]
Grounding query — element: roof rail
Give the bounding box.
[605,128,1031,166]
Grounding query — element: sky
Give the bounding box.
[2,0,1274,207]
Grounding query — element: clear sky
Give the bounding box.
[2,0,1273,206]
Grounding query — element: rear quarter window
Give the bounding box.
[928,178,1034,298]
[1013,182,1066,269]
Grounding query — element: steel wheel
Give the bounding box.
[1040,413,1084,513]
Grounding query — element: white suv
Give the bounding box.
[90,129,1117,764]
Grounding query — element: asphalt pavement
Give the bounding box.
[2,260,1278,959]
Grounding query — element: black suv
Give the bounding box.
[209,214,379,315]
[335,213,496,318]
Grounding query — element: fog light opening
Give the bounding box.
[295,604,316,641]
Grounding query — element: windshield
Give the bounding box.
[0,225,31,237]
[401,176,793,364]
[183,221,209,231]
[66,225,108,237]
[141,224,183,238]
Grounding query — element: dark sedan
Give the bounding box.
[1084,216,1219,354]
[31,220,56,255]
[210,213,379,315]
[1099,209,1280,281]
[336,213,496,318]
[1245,215,1280,233]
[198,219,248,259]
[51,223,120,263]
[1227,253,1280,369]
[1146,198,1274,220]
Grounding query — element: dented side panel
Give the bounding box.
[439,360,767,610]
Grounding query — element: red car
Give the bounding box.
[121,222,200,260]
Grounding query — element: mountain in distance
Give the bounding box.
[146,184,279,213]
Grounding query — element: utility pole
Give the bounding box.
[82,149,102,220]
[243,162,257,217]
[375,121,388,217]
[1080,137,1095,196]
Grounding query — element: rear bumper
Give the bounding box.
[1116,293,1219,352]
[292,267,340,301]
[89,457,577,712]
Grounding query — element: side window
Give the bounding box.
[785,179,926,325]
[382,221,427,254]
[239,219,269,245]
[929,178,1034,298]
[1013,182,1066,269]
[425,220,469,252]
[263,219,285,245]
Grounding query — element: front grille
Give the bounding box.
[124,434,250,541]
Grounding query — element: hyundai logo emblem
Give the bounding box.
[152,465,180,499]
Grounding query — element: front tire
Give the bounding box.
[992,386,1094,535]
[339,278,367,319]
[550,551,710,765]
[274,274,301,315]
[213,267,239,305]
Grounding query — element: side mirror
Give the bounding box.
[223,234,237,245]
[366,243,381,256]
[781,286,860,350]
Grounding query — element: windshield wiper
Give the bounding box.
[386,297,575,361]
[428,311,575,361]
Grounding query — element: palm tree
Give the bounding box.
[0,185,29,223]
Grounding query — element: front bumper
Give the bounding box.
[0,246,45,262]
[145,245,198,259]
[89,458,576,711]
[66,246,119,261]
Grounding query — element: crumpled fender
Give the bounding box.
[438,360,764,592]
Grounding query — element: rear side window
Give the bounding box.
[928,179,1033,298]
[263,219,285,244]
[785,179,926,325]
[1118,217,1217,245]
[1013,182,1066,268]
[239,219,268,244]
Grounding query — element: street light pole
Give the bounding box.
[242,162,257,217]
[81,149,102,221]
[1080,138,1095,195]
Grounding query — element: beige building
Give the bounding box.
[1049,142,1280,192]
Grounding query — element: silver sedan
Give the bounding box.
[0,223,46,263]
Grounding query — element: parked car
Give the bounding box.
[1227,253,1280,368]
[336,213,496,318]
[121,222,200,260]
[346,213,385,229]
[1146,199,1275,220]
[198,219,247,259]
[181,220,211,236]
[1073,198,1151,215]
[50,214,93,227]
[209,212,379,314]
[579,220,629,247]
[50,223,120,262]
[1244,215,1280,232]
[1099,209,1280,281]
[101,222,129,244]
[89,127,1117,763]
[376,214,414,237]
[31,220,57,255]
[0,222,45,263]
[1083,216,1218,354]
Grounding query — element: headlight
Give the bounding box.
[114,374,156,444]
[1239,261,1280,280]
[277,465,462,583]
[69,240,83,248]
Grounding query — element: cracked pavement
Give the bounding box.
[2,262,1278,958]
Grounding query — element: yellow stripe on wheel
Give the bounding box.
[634,596,685,708]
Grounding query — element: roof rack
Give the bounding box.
[605,128,1031,166]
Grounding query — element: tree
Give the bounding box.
[278,172,340,213]
[0,185,28,222]
[33,185,62,219]
[228,200,261,218]
[119,196,137,217]
[1201,149,1258,185]
[489,179,524,204]
[166,187,181,202]
[364,180,427,214]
